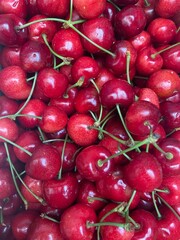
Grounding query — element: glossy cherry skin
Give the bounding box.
[0,118,19,142]
[38,105,68,133]
[67,113,98,146]
[0,192,22,216]
[161,44,180,74]
[125,100,160,136]
[73,0,106,19]
[0,0,27,18]
[137,87,160,108]
[0,46,21,67]
[123,152,163,192]
[130,209,157,240]
[43,173,78,209]
[105,40,137,76]
[27,216,64,240]
[100,78,135,109]
[12,210,38,240]
[76,145,114,182]
[0,14,27,47]
[147,17,177,45]
[0,168,16,199]
[129,30,151,52]
[52,28,84,60]
[135,45,163,76]
[0,65,31,100]
[155,0,180,18]
[25,144,61,180]
[71,56,100,87]
[160,101,180,132]
[53,141,78,172]
[147,69,180,99]
[36,0,70,18]
[20,175,44,204]
[27,14,58,43]
[74,86,100,113]
[94,67,115,90]
[0,215,14,240]
[102,1,117,23]
[80,17,114,54]
[18,99,46,129]
[60,203,97,240]
[37,67,69,99]
[114,5,147,39]
[20,40,53,73]
[77,179,106,211]
[14,130,41,163]
[0,95,19,117]
[153,137,180,177]
[156,206,180,239]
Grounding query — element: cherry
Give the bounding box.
[135,45,163,76]
[27,14,58,43]
[129,30,151,52]
[125,100,160,136]
[27,216,64,240]
[137,87,160,108]
[0,118,19,142]
[147,17,177,45]
[52,28,84,60]
[74,86,100,113]
[102,1,117,23]
[20,40,53,73]
[60,203,97,240]
[71,56,100,87]
[154,0,180,18]
[0,96,19,117]
[73,0,106,19]
[112,0,139,6]
[25,144,61,180]
[114,5,147,39]
[77,179,107,211]
[13,130,41,163]
[43,173,79,209]
[0,168,16,200]
[0,65,31,100]
[0,0,27,18]
[67,113,99,146]
[94,67,115,90]
[38,105,68,133]
[147,69,180,99]
[26,0,40,18]
[123,152,163,192]
[105,40,137,76]
[11,210,38,240]
[0,46,21,68]
[0,215,14,240]
[130,208,158,240]
[80,17,114,54]
[100,78,135,109]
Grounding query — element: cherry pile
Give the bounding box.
[0,0,180,239]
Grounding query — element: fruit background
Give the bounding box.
[0,0,180,239]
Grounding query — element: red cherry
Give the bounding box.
[114,5,147,39]
[137,87,160,108]
[123,152,163,192]
[25,144,61,180]
[125,100,160,136]
[60,203,97,240]
[0,46,21,68]
[43,173,78,209]
[94,67,115,90]
[76,145,114,181]
[155,0,180,18]
[129,30,151,52]
[0,66,31,100]
[73,0,106,19]
[0,168,16,199]
[80,17,114,54]
[0,95,19,117]
[67,113,98,146]
[0,0,28,18]
[0,192,22,216]
[0,118,19,142]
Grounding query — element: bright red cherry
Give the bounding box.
[155,0,180,18]
[0,0,28,18]
[0,46,21,68]
[0,118,19,142]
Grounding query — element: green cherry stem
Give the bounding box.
[151,42,180,59]
[87,221,132,230]
[144,0,150,6]
[126,51,131,84]
[123,190,137,213]
[0,206,4,225]
[40,213,60,223]
[4,142,28,209]
[58,134,69,179]
[152,191,162,219]
[152,141,174,160]
[87,196,108,204]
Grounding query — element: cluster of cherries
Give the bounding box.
[0,0,180,239]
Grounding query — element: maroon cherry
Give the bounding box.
[25,144,61,180]
[0,118,19,142]
[154,0,180,18]
[129,30,151,52]
[0,193,22,217]
[0,168,16,200]
[0,0,28,18]
[0,46,21,68]
[123,152,163,192]
[0,95,19,117]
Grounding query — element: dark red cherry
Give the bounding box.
[0,95,19,117]
[0,0,28,18]
[154,0,180,18]
[0,46,21,67]
[129,30,151,52]
[0,118,19,142]
[0,168,16,199]
[0,193,22,216]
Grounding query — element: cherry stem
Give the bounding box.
[40,213,60,223]
[37,127,46,142]
[69,0,73,22]
[152,190,162,219]
[126,51,131,84]
[123,190,137,213]
[154,188,170,194]
[151,42,180,59]
[87,221,132,230]
[0,136,32,156]
[155,192,180,221]
[58,134,68,179]
[64,77,84,97]
[42,33,73,64]
[4,142,29,209]
[107,0,121,11]
[0,207,4,225]
[87,196,108,204]
[152,141,173,160]
[144,0,150,6]
[0,114,42,121]
[116,104,140,151]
